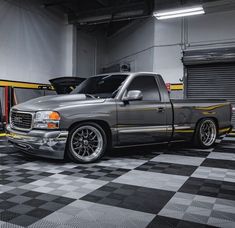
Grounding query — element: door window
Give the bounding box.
[127,76,161,101]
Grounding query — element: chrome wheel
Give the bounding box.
[199,119,217,147]
[70,125,103,162]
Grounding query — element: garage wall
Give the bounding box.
[153,19,183,83]
[104,9,235,84]
[187,10,235,46]
[76,31,96,77]
[104,18,155,72]
[153,10,235,83]
[0,0,70,84]
[76,31,106,78]
[2,0,235,84]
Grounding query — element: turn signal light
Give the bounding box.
[47,123,59,129]
[49,112,60,121]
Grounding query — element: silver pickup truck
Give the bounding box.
[7,72,233,163]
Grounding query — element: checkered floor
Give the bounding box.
[1,135,235,228]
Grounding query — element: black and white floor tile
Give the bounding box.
[0,188,74,227]
[21,174,108,199]
[1,134,235,227]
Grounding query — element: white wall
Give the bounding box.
[153,10,235,83]
[104,18,155,72]
[75,31,107,77]
[187,10,235,46]
[76,31,96,77]
[104,17,182,81]
[104,9,235,84]
[0,0,107,83]
[153,18,183,83]
[153,45,184,83]
[103,17,182,79]
[64,25,77,76]
[0,0,71,84]
[2,0,235,84]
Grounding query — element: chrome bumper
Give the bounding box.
[6,125,68,160]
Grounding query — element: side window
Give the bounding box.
[127,76,161,101]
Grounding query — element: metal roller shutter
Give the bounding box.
[186,63,235,126]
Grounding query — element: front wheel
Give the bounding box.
[67,122,107,163]
[194,118,217,148]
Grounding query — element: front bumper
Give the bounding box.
[6,125,68,160]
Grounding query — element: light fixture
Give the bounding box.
[153,5,205,20]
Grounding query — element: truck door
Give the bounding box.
[117,75,170,145]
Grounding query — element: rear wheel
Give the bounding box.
[194,118,217,148]
[67,122,107,163]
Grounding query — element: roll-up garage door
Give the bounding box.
[183,48,235,126]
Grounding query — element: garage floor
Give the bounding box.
[1,135,235,228]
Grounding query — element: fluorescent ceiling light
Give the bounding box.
[153,5,205,20]
[156,10,205,20]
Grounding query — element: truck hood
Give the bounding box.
[13,94,105,112]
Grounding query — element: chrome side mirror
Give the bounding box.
[123,90,143,102]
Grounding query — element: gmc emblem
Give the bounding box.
[14,117,23,122]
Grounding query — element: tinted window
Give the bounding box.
[127,76,160,101]
[71,75,128,98]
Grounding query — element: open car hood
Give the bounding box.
[49,77,85,94]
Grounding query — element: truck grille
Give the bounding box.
[11,111,33,131]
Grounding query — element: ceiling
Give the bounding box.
[42,0,235,36]
[156,0,218,10]
[42,0,154,36]
[156,0,235,13]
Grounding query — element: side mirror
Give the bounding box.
[123,90,143,102]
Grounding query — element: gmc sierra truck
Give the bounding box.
[7,73,232,163]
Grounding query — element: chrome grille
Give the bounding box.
[11,111,33,131]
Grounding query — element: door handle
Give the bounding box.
[157,107,165,113]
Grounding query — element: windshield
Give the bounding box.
[71,74,128,98]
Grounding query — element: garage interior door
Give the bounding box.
[186,62,235,127]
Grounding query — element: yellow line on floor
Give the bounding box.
[0,133,6,137]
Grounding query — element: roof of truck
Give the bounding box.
[93,72,159,77]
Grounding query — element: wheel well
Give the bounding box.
[68,120,112,148]
[195,117,219,132]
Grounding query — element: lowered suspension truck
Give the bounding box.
[7,73,233,163]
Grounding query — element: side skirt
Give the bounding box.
[113,139,187,149]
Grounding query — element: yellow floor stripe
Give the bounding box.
[0,133,6,137]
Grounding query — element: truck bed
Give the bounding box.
[171,98,231,139]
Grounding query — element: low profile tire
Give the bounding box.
[194,118,217,149]
[67,122,107,163]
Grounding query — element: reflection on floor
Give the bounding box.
[0,135,235,228]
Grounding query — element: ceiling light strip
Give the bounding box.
[153,5,205,20]
[156,10,205,20]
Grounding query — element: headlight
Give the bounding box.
[34,111,60,129]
